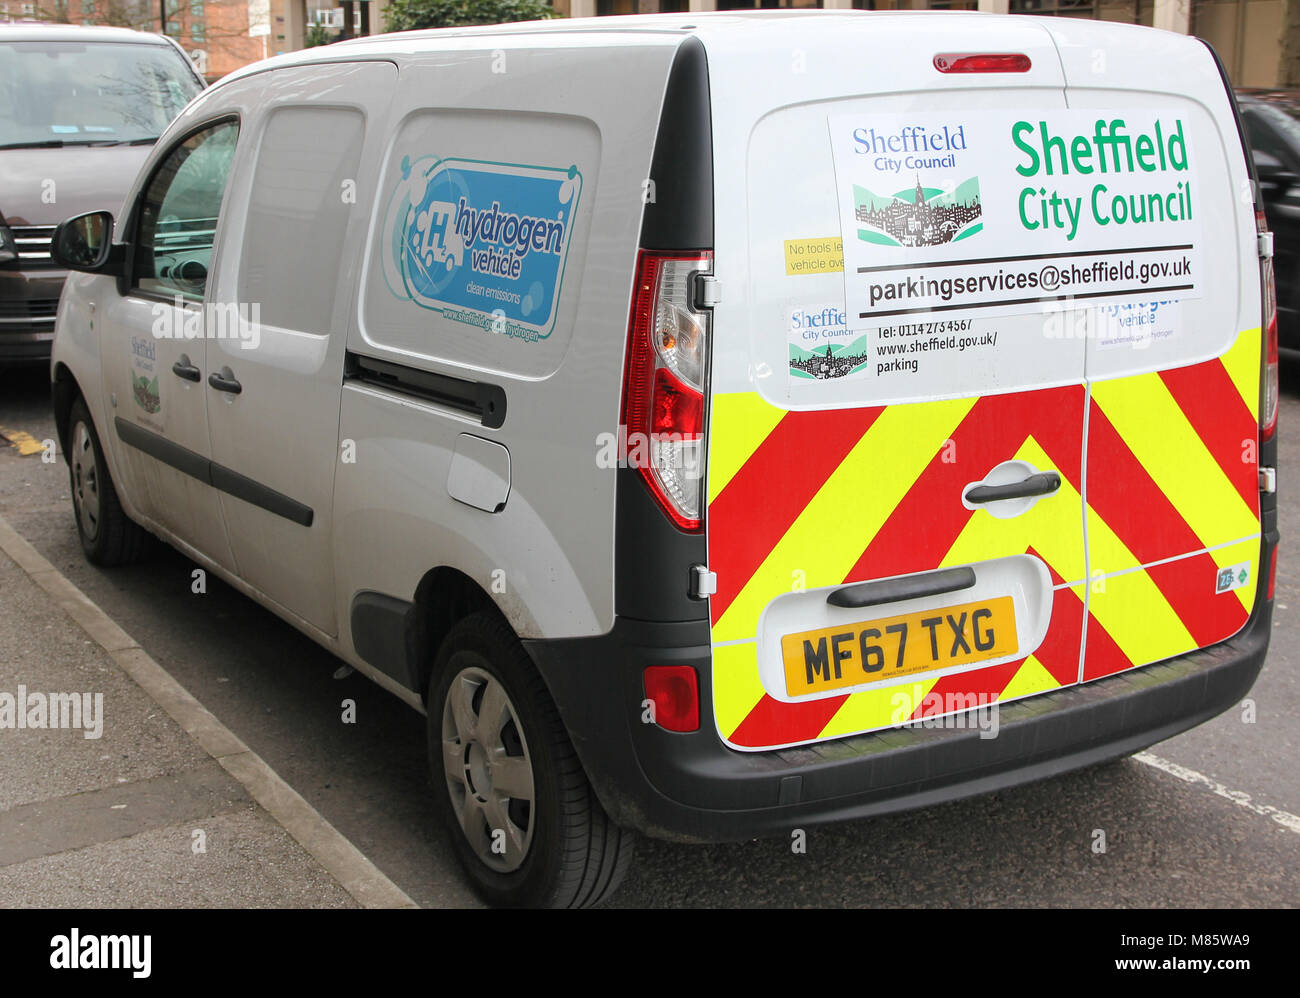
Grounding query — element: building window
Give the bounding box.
[192,20,205,41]
[189,0,203,14]
[1009,0,1097,15]
[716,0,823,9]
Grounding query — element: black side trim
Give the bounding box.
[350,591,417,690]
[345,352,506,429]
[114,417,313,527]
[639,36,714,251]
[114,417,208,480]
[827,566,976,610]
[209,463,312,526]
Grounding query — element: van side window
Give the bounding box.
[238,107,365,334]
[133,119,239,301]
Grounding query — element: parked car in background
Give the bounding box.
[0,23,203,364]
[1238,88,1300,351]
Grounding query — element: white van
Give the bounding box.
[48,11,1278,907]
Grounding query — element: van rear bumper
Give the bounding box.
[524,531,1276,845]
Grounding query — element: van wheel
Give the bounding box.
[67,398,150,566]
[428,612,634,908]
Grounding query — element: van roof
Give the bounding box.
[212,9,1187,90]
[338,8,987,45]
[0,22,177,45]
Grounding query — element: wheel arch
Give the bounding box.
[52,361,83,460]
[408,566,510,706]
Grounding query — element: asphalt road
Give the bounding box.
[0,360,1296,908]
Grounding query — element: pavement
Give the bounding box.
[0,511,418,909]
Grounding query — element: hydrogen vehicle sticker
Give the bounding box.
[380,155,582,343]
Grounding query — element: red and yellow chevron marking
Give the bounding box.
[708,385,1088,749]
[1080,328,1261,681]
[707,328,1263,751]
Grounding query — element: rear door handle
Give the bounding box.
[964,471,1061,505]
[172,354,201,382]
[828,566,976,609]
[207,366,242,395]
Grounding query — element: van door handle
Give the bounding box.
[827,566,976,609]
[964,471,1061,505]
[207,367,242,395]
[172,354,201,382]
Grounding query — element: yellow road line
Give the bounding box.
[0,428,46,457]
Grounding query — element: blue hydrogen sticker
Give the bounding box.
[379,155,582,342]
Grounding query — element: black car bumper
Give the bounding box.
[524,524,1277,845]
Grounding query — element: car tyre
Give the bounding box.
[428,611,634,908]
[67,397,151,566]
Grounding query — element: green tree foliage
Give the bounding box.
[384,0,559,33]
[305,23,336,47]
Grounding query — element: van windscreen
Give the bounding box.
[0,41,201,148]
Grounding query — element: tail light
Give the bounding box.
[643,665,699,733]
[1259,210,1279,441]
[621,250,712,532]
[933,53,1032,74]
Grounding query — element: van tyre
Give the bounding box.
[67,398,150,566]
[428,612,634,908]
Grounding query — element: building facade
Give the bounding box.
[2,0,1291,89]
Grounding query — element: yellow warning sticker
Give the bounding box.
[784,237,843,276]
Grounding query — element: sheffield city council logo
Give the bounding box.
[854,174,983,249]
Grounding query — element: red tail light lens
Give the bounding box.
[621,250,712,532]
[643,665,699,733]
[1260,211,1279,441]
[934,53,1032,74]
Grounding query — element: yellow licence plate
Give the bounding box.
[781,596,1018,697]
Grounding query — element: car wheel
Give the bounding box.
[67,397,150,566]
[428,612,634,908]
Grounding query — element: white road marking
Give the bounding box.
[1135,751,1300,836]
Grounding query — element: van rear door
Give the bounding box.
[703,16,1090,751]
[1044,23,1264,683]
